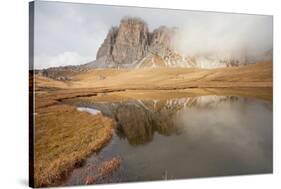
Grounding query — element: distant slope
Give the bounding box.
[34,75,69,90]
[35,61,272,91]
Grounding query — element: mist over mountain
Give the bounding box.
[172,14,273,66]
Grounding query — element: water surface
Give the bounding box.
[65,95,272,185]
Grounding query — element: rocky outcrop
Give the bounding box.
[94,17,178,68]
[111,18,149,65]
[95,17,150,68]
[149,26,176,55]
[96,27,118,65]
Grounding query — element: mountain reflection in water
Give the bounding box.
[77,96,272,146]
[66,95,272,185]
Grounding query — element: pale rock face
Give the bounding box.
[96,27,118,61]
[96,18,149,67]
[94,27,117,68]
[112,18,149,65]
[95,17,180,68]
[149,26,176,55]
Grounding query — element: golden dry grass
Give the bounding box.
[38,61,272,90]
[34,61,272,91]
[35,75,69,90]
[34,104,115,187]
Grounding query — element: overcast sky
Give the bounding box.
[33,1,273,69]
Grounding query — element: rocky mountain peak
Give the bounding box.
[117,17,149,45]
[95,17,177,68]
[112,17,149,65]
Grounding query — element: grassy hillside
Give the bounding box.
[35,61,272,91]
[71,60,273,89]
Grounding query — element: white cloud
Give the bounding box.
[34,52,94,69]
[172,13,273,60]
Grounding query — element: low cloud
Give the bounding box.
[172,13,273,61]
[34,52,94,69]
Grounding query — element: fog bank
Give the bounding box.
[172,14,273,62]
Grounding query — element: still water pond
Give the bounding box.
[65,95,272,185]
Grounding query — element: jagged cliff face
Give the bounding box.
[95,27,118,65]
[94,17,183,68]
[96,18,148,68]
[112,18,149,65]
[149,26,175,54]
[96,18,150,67]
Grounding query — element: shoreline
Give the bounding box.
[34,103,115,187]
